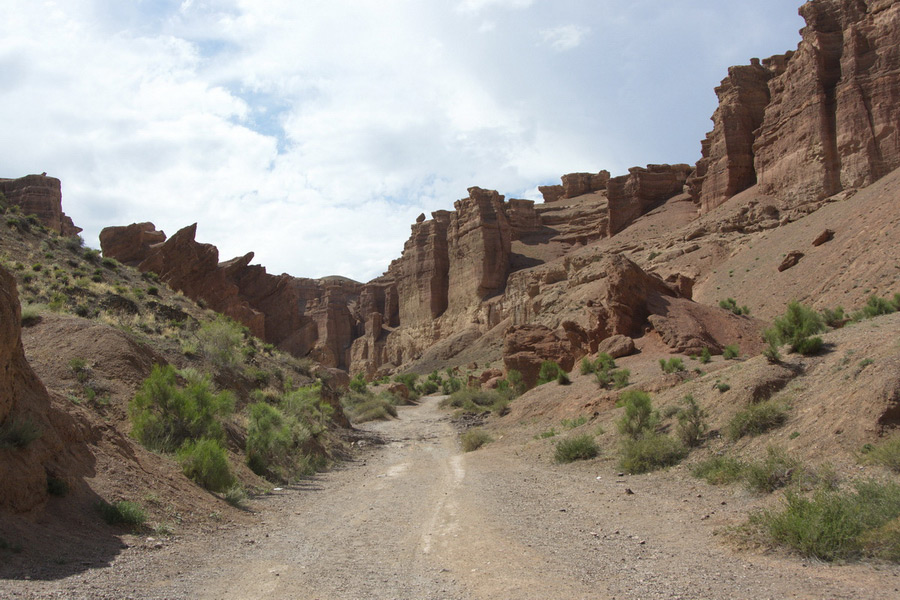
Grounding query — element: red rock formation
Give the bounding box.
[539,170,610,202]
[0,175,81,236]
[754,0,900,202]
[503,324,578,388]
[98,222,166,266]
[606,165,692,235]
[690,58,784,213]
[0,266,87,513]
[394,210,450,324]
[447,187,512,311]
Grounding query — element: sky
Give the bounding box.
[0,0,806,282]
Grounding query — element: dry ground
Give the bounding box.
[3,395,900,600]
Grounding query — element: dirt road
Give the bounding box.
[4,395,899,599]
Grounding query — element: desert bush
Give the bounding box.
[617,390,659,440]
[766,301,825,356]
[46,475,68,497]
[506,369,527,395]
[862,435,900,472]
[177,438,233,492]
[692,455,747,485]
[282,385,333,435]
[195,316,246,370]
[821,306,846,328]
[580,357,595,375]
[619,433,687,474]
[246,402,298,477]
[752,480,900,562]
[722,344,740,360]
[561,416,588,430]
[612,368,630,389]
[349,373,368,394]
[20,303,45,327]
[441,388,513,414]
[224,485,248,509]
[418,379,440,395]
[675,395,708,447]
[441,375,464,395]
[460,429,493,452]
[96,500,147,527]
[341,391,398,424]
[129,364,235,453]
[0,416,42,449]
[853,294,898,321]
[699,347,711,364]
[537,361,565,385]
[719,298,750,315]
[659,357,685,374]
[744,446,805,493]
[554,434,599,463]
[727,399,789,440]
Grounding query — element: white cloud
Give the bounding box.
[0,0,806,282]
[540,25,590,52]
[456,0,536,15]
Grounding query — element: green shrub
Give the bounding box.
[855,294,898,320]
[349,373,368,394]
[554,434,599,463]
[537,361,564,385]
[96,500,147,527]
[441,376,463,395]
[177,438,233,492]
[727,399,789,440]
[619,434,687,474]
[246,402,297,477]
[699,347,711,364]
[195,316,246,370]
[659,357,685,374]
[556,371,571,385]
[719,298,750,316]
[20,303,45,327]
[441,388,513,414]
[821,306,846,328]
[129,364,235,452]
[461,429,493,452]
[612,368,630,389]
[722,344,740,360]
[715,381,731,393]
[418,379,440,395]
[101,257,119,270]
[0,416,42,449]
[580,357,595,375]
[341,391,398,423]
[46,475,68,497]
[676,395,708,447]
[506,369,527,395]
[766,301,825,356]
[863,435,900,472]
[561,416,588,429]
[753,480,900,561]
[224,485,248,508]
[744,446,805,493]
[617,390,659,440]
[692,455,747,485]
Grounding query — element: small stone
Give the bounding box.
[624,488,634,495]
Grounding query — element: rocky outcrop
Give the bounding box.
[755,0,900,202]
[98,222,166,266]
[447,187,512,311]
[606,165,692,235]
[693,0,900,210]
[0,266,88,513]
[0,175,81,236]
[539,170,610,202]
[690,57,787,213]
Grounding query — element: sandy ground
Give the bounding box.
[3,395,900,599]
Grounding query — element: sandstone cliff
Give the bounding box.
[693,0,900,211]
[0,174,81,236]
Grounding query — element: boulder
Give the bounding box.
[99,222,166,266]
[812,229,835,246]
[596,335,636,359]
[778,250,805,272]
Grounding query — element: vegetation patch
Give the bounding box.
[727,399,789,441]
[618,433,687,474]
[659,357,686,374]
[341,391,399,424]
[96,500,147,528]
[862,435,900,472]
[0,416,42,449]
[765,301,825,356]
[749,480,900,562]
[460,429,493,452]
[554,434,599,463]
[177,438,234,492]
[440,387,514,415]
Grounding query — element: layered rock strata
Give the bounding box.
[0,174,81,236]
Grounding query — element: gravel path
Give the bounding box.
[3,395,899,599]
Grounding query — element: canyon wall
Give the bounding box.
[0,174,81,236]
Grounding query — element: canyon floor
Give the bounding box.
[3,395,899,600]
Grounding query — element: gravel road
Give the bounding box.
[3,395,899,599]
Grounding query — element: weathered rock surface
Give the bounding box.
[98,222,166,266]
[0,266,88,513]
[539,171,610,202]
[693,0,900,210]
[0,175,81,236]
[607,165,692,235]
